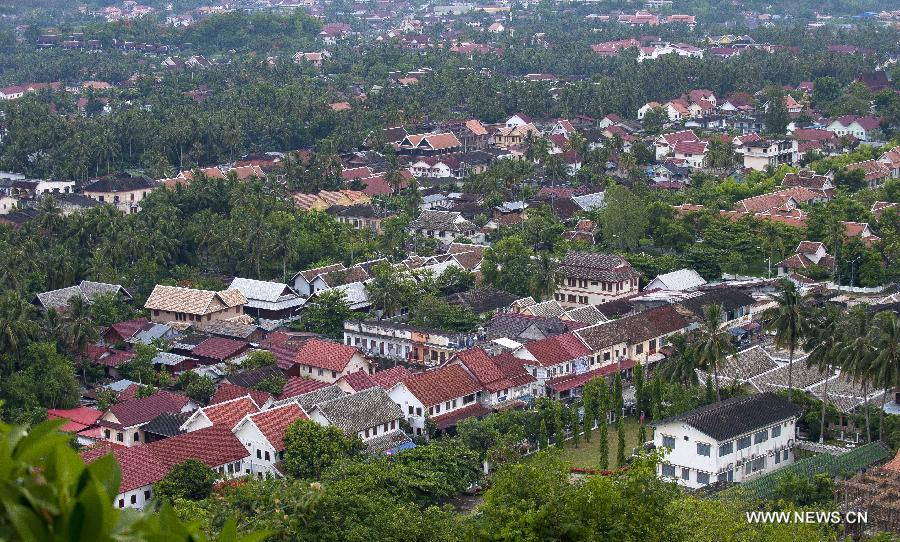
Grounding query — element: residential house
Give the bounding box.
[449,348,538,406]
[144,285,247,326]
[327,204,385,232]
[554,251,641,307]
[388,364,487,435]
[738,139,799,171]
[781,170,835,196]
[878,146,900,179]
[228,277,304,323]
[825,116,882,142]
[179,396,260,434]
[672,140,708,169]
[97,391,194,447]
[282,338,373,382]
[645,269,707,291]
[675,288,756,329]
[653,392,801,488]
[574,305,691,367]
[776,241,834,277]
[408,210,484,243]
[399,133,463,156]
[82,174,159,213]
[440,119,490,151]
[34,280,132,312]
[655,130,699,160]
[494,123,542,148]
[842,221,880,246]
[343,319,480,366]
[504,112,533,128]
[847,160,890,188]
[510,332,592,397]
[307,387,409,453]
[232,403,308,477]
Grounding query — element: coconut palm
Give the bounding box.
[869,311,900,441]
[763,280,806,398]
[803,305,842,443]
[0,292,40,368]
[65,296,99,359]
[693,304,735,401]
[840,306,875,442]
[659,332,698,385]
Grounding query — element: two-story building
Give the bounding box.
[388,364,487,436]
[574,305,692,368]
[97,391,194,447]
[228,277,305,323]
[144,285,247,326]
[281,338,373,383]
[82,173,159,213]
[307,387,409,452]
[653,392,802,488]
[232,404,307,477]
[739,139,799,171]
[554,251,641,308]
[343,319,481,367]
[510,332,592,396]
[448,348,538,406]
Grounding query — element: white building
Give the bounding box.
[653,393,802,488]
[645,269,707,291]
[387,364,487,436]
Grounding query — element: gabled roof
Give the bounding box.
[281,384,345,411]
[210,383,272,408]
[35,280,131,311]
[293,338,362,372]
[191,337,248,361]
[144,285,246,315]
[575,305,690,351]
[647,269,707,291]
[310,387,401,435]
[186,396,259,430]
[370,366,412,389]
[105,391,190,428]
[240,403,307,450]
[228,277,299,303]
[278,376,330,400]
[452,348,512,392]
[522,332,592,367]
[403,364,483,407]
[654,392,801,441]
[556,251,639,282]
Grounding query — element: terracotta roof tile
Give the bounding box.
[105,391,190,428]
[245,403,307,450]
[294,338,361,372]
[200,397,259,428]
[523,332,592,367]
[191,337,248,361]
[404,364,483,407]
[279,376,330,399]
[210,383,271,408]
[144,285,246,315]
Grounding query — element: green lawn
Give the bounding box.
[555,418,651,469]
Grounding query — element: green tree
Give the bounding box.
[803,305,842,443]
[282,420,363,479]
[89,292,134,327]
[154,459,219,502]
[694,304,735,401]
[480,235,535,297]
[597,378,609,469]
[840,306,875,442]
[763,280,806,397]
[762,86,789,136]
[642,106,668,135]
[296,289,354,340]
[538,418,549,450]
[597,183,648,250]
[869,311,899,442]
[241,350,276,371]
[616,414,626,467]
[570,403,580,448]
[554,402,565,449]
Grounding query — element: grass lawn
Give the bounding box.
[555,418,651,469]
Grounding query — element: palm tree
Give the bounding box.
[693,304,735,401]
[803,305,841,443]
[869,311,900,441]
[763,280,806,398]
[840,306,875,442]
[659,332,698,385]
[0,292,39,369]
[65,296,99,359]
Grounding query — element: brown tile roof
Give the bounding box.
[432,402,491,429]
[575,305,690,351]
[404,364,483,407]
[191,337,249,361]
[294,338,361,372]
[556,251,639,282]
[199,396,259,428]
[523,332,592,367]
[733,187,822,214]
[105,391,190,428]
[278,376,330,399]
[847,159,890,182]
[370,365,412,389]
[210,383,271,408]
[452,348,512,392]
[245,403,307,450]
[144,285,246,315]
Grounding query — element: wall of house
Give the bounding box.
[234,422,283,478]
[148,304,243,325]
[388,384,428,436]
[83,188,154,213]
[554,276,639,307]
[292,353,372,383]
[100,425,147,447]
[655,418,797,489]
[114,484,155,510]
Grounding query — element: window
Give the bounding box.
[256,449,261,459]
[332,371,337,379]
[751,456,766,473]
[697,472,710,485]
[719,442,733,456]
[428,406,434,415]
[264,451,270,461]
[144,490,151,500]
[661,464,676,477]
[662,435,675,449]
[636,344,643,355]
[774,451,781,464]
[408,405,414,415]
[133,432,140,442]
[415,407,421,416]
[603,352,611,361]
[104,429,111,439]
[116,433,123,442]
[771,425,781,438]
[681,468,690,481]
[445,401,451,410]
[737,436,751,450]
[119,499,124,508]
[754,430,768,444]
[131,495,136,504]
[783,450,789,461]
[318,368,324,376]
[364,429,369,438]
[697,443,711,457]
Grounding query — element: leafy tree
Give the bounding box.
[616,415,626,467]
[803,305,842,443]
[155,459,219,502]
[570,404,580,448]
[597,378,610,470]
[538,418,549,450]
[694,304,736,401]
[839,306,876,442]
[642,106,668,135]
[597,183,648,250]
[554,402,565,449]
[282,420,363,479]
[762,85,789,136]
[409,295,480,332]
[772,473,835,508]
[120,342,158,385]
[241,350,276,371]
[295,289,354,340]
[481,235,535,297]
[176,371,216,404]
[253,375,286,396]
[89,292,134,327]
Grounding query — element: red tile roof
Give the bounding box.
[279,376,329,399]
[452,348,512,393]
[294,338,361,372]
[108,318,151,341]
[210,383,271,408]
[371,365,412,389]
[432,402,491,429]
[199,397,259,428]
[338,370,377,391]
[85,345,135,367]
[192,337,249,361]
[546,360,637,393]
[105,391,190,428]
[48,407,102,432]
[245,403,307,450]
[523,332,592,367]
[404,364,483,407]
